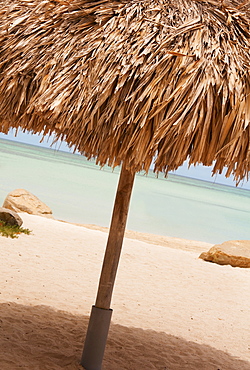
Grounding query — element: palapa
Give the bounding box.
[0,0,250,369]
[0,0,249,180]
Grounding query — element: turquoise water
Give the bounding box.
[0,138,249,244]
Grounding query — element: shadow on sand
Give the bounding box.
[0,302,249,370]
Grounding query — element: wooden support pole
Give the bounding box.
[81,164,135,369]
[95,164,135,310]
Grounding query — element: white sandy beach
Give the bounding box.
[0,213,250,370]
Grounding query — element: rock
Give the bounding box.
[3,189,53,218]
[0,207,23,226]
[199,240,250,268]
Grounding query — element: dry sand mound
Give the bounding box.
[0,214,250,370]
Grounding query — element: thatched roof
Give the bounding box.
[0,0,249,180]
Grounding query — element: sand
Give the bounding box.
[0,213,250,370]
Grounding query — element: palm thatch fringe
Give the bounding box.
[0,0,249,180]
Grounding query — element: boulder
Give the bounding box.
[199,240,250,268]
[3,189,53,218]
[0,207,23,227]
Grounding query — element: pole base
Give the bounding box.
[80,305,113,370]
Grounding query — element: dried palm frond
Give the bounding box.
[0,0,249,180]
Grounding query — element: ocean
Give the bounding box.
[0,138,249,244]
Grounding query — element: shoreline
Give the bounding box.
[58,219,213,253]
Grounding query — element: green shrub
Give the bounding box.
[0,221,31,239]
